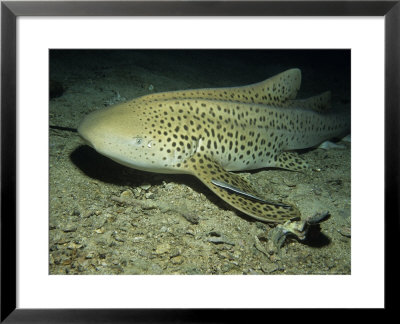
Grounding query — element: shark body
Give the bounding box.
[78,69,350,223]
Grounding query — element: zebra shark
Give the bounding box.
[78,68,350,223]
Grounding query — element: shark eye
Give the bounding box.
[131,137,144,147]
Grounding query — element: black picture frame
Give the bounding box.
[1,0,398,321]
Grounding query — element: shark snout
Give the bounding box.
[78,107,115,149]
[77,114,97,147]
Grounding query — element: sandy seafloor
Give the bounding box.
[49,50,351,275]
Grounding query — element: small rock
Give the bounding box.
[155,243,171,254]
[133,187,142,196]
[81,210,94,218]
[85,252,95,259]
[120,190,134,199]
[140,184,151,190]
[67,242,82,250]
[181,212,199,225]
[221,263,233,273]
[170,255,184,265]
[207,232,235,246]
[269,254,281,262]
[132,236,144,242]
[261,262,282,273]
[62,226,77,233]
[94,227,105,234]
[145,192,155,199]
[170,248,181,258]
[112,232,125,242]
[254,236,269,256]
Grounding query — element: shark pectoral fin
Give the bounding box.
[274,152,309,172]
[182,153,301,223]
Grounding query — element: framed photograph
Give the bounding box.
[1,0,397,321]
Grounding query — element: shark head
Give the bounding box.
[78,100,197,173]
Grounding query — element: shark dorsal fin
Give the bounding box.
[136,68,302,106]
[285,91,332,112]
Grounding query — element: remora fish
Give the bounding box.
[78,68,350,223]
